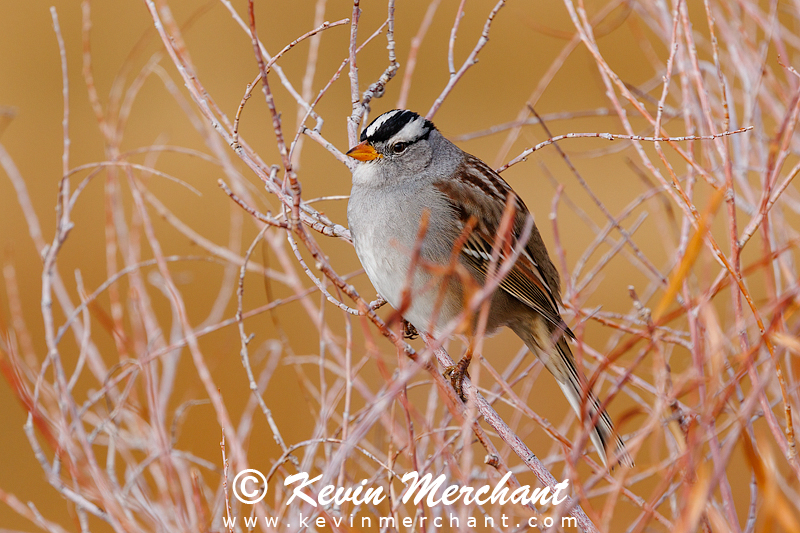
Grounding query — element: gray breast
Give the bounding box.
[348,182,462,332]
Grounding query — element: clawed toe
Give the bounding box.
[402,320,419,340]
[443,357,471,402]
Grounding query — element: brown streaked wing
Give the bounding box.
[434,155,573,336]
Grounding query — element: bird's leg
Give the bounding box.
[402,320,419,339]
[444,344,473,402]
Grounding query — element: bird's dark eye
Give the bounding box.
[392,142,408,154]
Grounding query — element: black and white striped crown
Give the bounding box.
[360,110,436,144]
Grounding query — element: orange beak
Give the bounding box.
[346,141,381,161]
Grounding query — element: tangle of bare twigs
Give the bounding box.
[2,1,800,532]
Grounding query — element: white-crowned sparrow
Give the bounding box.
[346,109,631,467]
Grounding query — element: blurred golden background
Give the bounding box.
[2,0,799,531]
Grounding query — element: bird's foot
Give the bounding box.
[402,320,419,340]
[443,354,472,402]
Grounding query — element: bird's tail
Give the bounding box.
[554,337,633,468]
[514,320,633,468]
